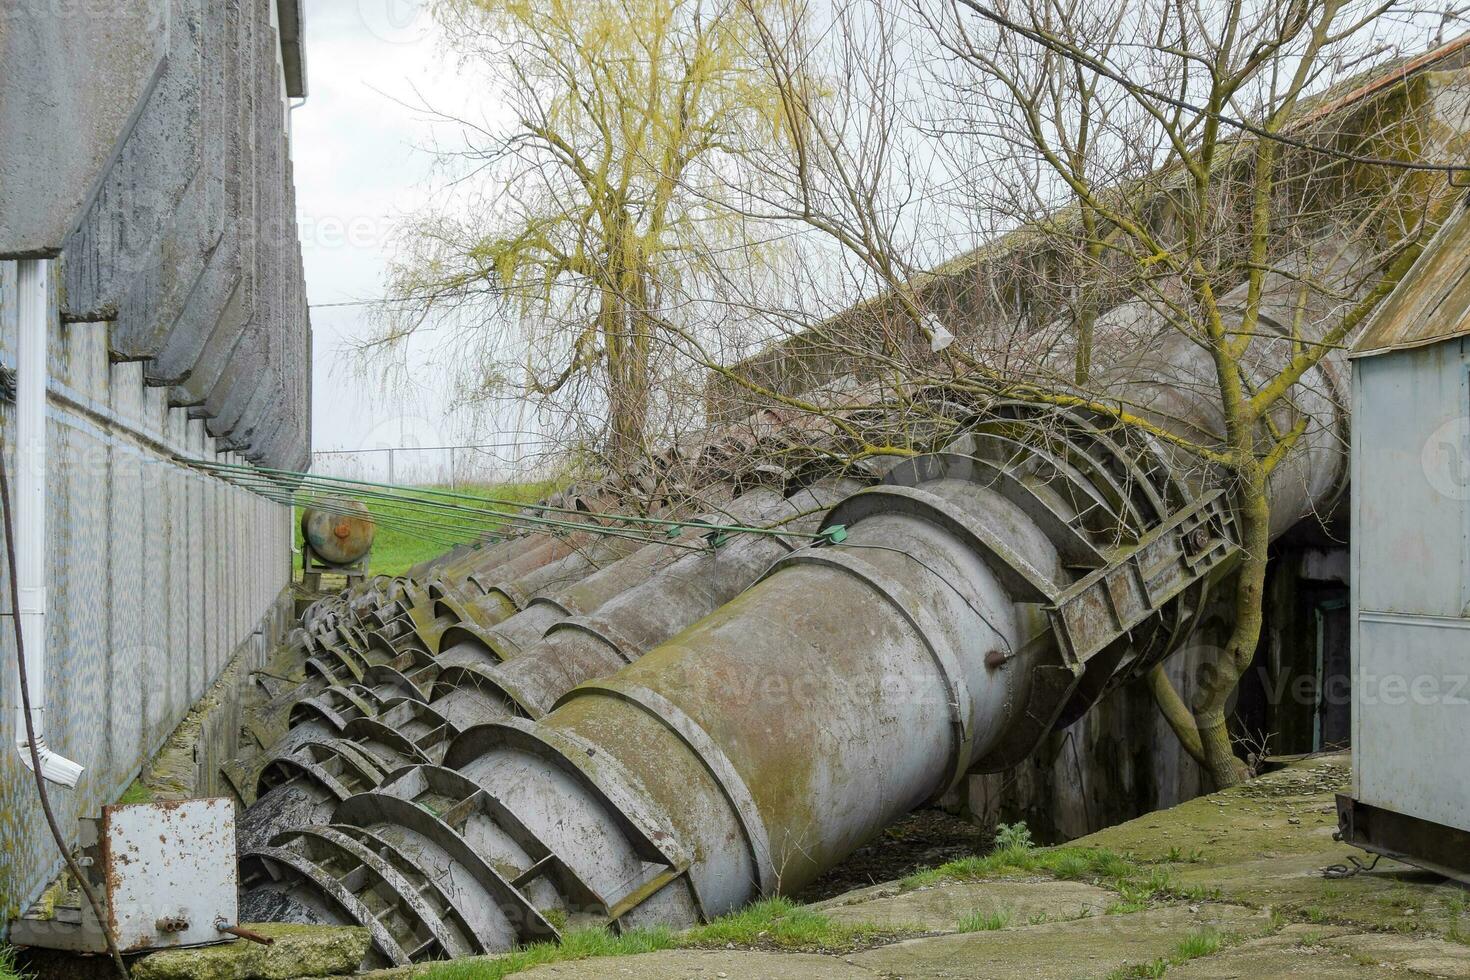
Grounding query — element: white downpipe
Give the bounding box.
[12,259,83,788]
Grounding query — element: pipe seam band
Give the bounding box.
[572,680,779,897]
[247,844,409,964]
[548,615,645,665]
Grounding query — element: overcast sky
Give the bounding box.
[294,0,469,459]
[290,0,1454,475]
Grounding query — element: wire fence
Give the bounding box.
[310,441,555,488]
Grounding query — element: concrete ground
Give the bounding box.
[132,754,1468,980]
[459,755,1469,980]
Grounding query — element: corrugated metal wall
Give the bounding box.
[1351,339,1470,834]
[0,261,293,919]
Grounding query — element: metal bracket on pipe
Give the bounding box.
[1046,489,1241,668]
[815,524,848,545]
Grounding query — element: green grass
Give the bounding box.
[957,907,1012,932]
[0,944,28,980]
[902,843,1133,891]
[117,777,154,805]
[899,842,1216,911]
[679,896,886,948]
[1446,891,1469,945]
[415,897,901,980]
[415,926,675,980]
[1106,929,1224,979]
[295,480,561,579]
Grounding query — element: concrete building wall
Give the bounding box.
[0,0,310,921]
[0,263,296,920]
[0,0,311,470]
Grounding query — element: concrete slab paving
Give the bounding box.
[848,903,1269,979]
[817,878,1113,931]
[514,949,872,979]
[1165,923,1470,979]
[1165,936,1403,978]
[1073,755,1470,941]
[1324,931,1470,977]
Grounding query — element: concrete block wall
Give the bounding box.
[0,262,294,921]
[1,0,311,471]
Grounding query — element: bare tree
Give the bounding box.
[733,0,1464,786]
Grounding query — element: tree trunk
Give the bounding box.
[605,299,652,471]
[1190,466,1272,789]
[1146,664,1208,768]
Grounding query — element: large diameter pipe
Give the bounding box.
[472,476,1050,899]
[430,479,857,728]
[239,469,1053,962]
[432,484,784,664]
[244,506,719,785]
[248,535,639,751]
[241,256,1351,966]
[237,481,854,852]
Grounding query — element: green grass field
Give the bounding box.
[295,480,561,579]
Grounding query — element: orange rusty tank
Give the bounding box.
[300,498,375,566]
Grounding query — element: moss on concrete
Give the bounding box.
[1072,754,1470,942]
[130,924,369,980]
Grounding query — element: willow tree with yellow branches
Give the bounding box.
[374,0,796,469]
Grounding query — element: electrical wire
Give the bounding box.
[196,466,677,547]
[181,457,819,547]
[215,472,703,552]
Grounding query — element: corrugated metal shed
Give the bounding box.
[1341,191,1470,880]
[1351,195,1470,358]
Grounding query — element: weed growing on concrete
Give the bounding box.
[1105,929,1223,978]
[414,896,907,980]
[1445,891,1469,945]
[680,897,887,949]
[1110,959,1169,979]
[901,844,1193,914]
[957,907,1012,932]
[1174,930,1224,959]
[0,945,28,980]
[993,822,1034,851]
[1161,846,1206,864]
